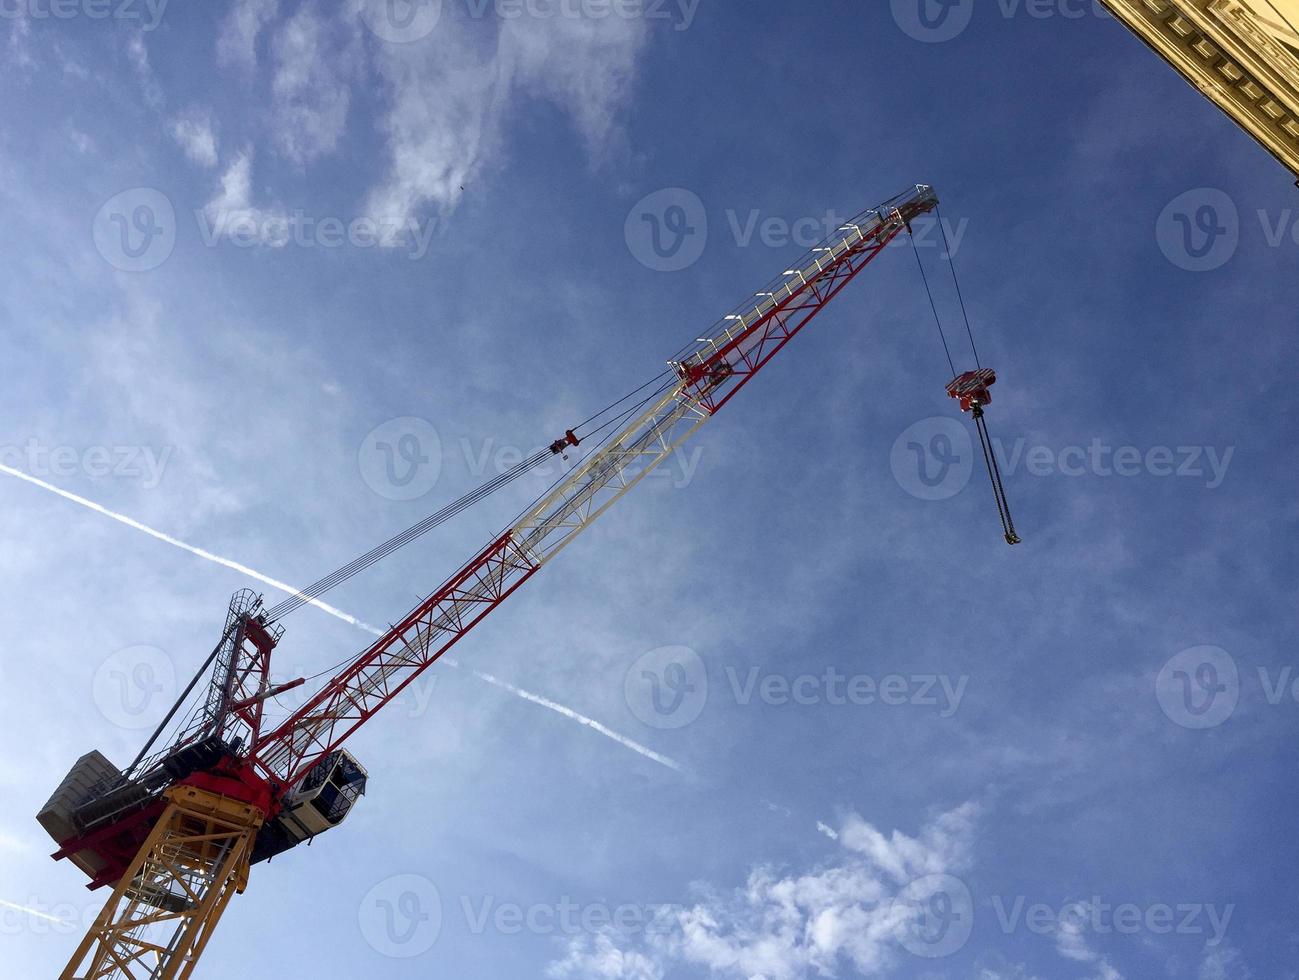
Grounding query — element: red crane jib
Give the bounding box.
[43,185,945,898]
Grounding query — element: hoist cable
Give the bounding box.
[910,230,957,377]
[269,373,685,706]
[123,626,236,779]
[936,205,981,369]
[503,375,681,532]
[571,371,673,436]
[973,408,1020,546]
[265,448,553,621]
[266,371,682,624]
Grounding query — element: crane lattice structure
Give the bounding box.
[38,184,1000,979]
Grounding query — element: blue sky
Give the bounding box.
[2,0,1298,977]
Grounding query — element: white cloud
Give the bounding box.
[7,14,34,72]
[547,934,664,980]
[127,34,163,108]
[362,25,506,238]
[217,0,280,72]
[1199,944,1250,980]
[67,127,95,156]
[1054,902,1123,980]
[976,967,1040,980]
[364,10,649,235]
[205,5,647,240]
[270,6,360,164]
[547,803,981,980]
[201,150,289,246]
[497,12,648,154]
[171,111,220,168]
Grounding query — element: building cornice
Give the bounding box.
[1100,0,1299,178]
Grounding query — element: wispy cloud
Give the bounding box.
[217,0,280,72]
[171,110,220,168]
[1054,901,1123,980]
[1199,944,1251,980]
[270,5,360,164]
[201,149,289,244]
[200,4,647,247]
[364,10,649,236]
[126,34,162,108]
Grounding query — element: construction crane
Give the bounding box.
[36,184,1004,979]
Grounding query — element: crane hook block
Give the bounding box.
[946,368,997,413]
[946,367,1022,546]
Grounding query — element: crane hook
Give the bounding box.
[946,369,1022,546]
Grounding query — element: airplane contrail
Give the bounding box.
[0,463,688,774]
[470,668,689,774]
[0,898,72,925]
[0,464,383,633]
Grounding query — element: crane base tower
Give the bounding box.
[60,785,263,980]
